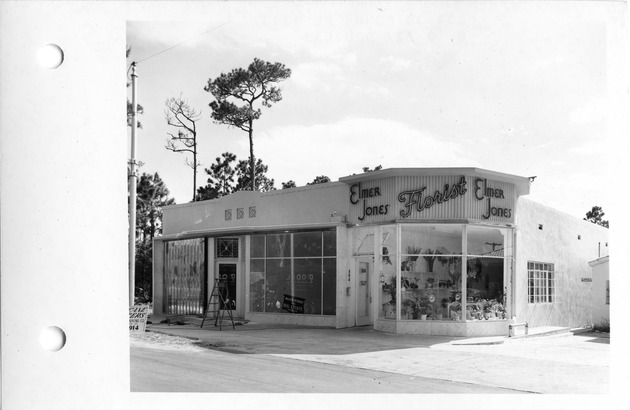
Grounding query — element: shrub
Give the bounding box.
[594,317,610,333]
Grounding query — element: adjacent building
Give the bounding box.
[152,168,609,337]
[589,255,610,327]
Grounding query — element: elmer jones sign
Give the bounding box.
[348,176,515,223]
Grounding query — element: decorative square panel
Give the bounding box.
[249,206,256,218]
[237,208,244,219]
[216,238,239,258]
[225,209,232,221]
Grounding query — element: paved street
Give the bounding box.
[130,323,609,395]
[131,345,516,393]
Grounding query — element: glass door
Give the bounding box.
[356,259,373,326]
[217,262,237,312]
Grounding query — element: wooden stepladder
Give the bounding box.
[200,278,235,330]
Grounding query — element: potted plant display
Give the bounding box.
[482,299,495,319]
[451,302,461,320]
[441,298,450,309]
[494,302,506,319]
[381,276,396,318]
[402,299,416,319]
[419,305,429,320]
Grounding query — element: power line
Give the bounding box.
[135,22,228,64]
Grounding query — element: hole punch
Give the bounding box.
[39,326,66,351]
[37,44,64,69]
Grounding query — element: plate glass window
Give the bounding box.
[249,230,336,315]
[527,262,555,303]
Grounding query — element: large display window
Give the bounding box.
[378,224,511,321]
[378,225,397,318]
[465,226,509,320]
[249,230,336,315]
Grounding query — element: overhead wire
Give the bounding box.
[135,22,228,64]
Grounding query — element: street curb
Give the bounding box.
[570,326,594,335]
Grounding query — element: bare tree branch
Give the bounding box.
[165,95,202,201]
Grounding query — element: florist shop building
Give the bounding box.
[152,168,609,337]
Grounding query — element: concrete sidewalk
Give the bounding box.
[139,315,609,394]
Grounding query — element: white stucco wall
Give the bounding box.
[590,256,610,326]
[162,182,350,236]
[515,197,609,328]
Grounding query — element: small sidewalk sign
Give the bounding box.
[129,304,150,332]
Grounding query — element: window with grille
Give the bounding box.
[527,262,555,303]
[216,238,239,258]
[606,280,610,305]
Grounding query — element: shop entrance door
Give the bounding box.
[356,260,373,326]
[217,262,237,314]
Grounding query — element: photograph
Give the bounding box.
[1,1,627,409]
[125,2,621,398]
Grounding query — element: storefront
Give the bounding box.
[153,168,609,336]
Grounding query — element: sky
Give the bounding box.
[126,2,626,220]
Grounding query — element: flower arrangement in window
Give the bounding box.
[418,305,430,320]
[383,276,396,303]
[401,246,422,271]
[467,301,483,320]
[438,254,462,288]
[450,302,462,320]
[467,258,483,281]
[469,298,505,320]
[422,249,442,272]
[401,276,419,289]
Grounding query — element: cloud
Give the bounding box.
[256,117,479,185]
[291,62,345,90]
[568,139,610,156]
[380,55,413,71]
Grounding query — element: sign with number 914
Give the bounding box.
[129,305,149,333]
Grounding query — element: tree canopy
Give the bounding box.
[196,153,275,200]
[133,172,175,303]
[136,172,176,241]
[204,58,291,190]
[235,157,276,192]
[584,205,609,228]
[282,180,297,189]
[363,165,383,173]
[307,175,331,185]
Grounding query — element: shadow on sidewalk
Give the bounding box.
[143,322,464,355]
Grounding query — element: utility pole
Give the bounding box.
[129,62,138,307]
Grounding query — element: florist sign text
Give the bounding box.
[398,176,468,218]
